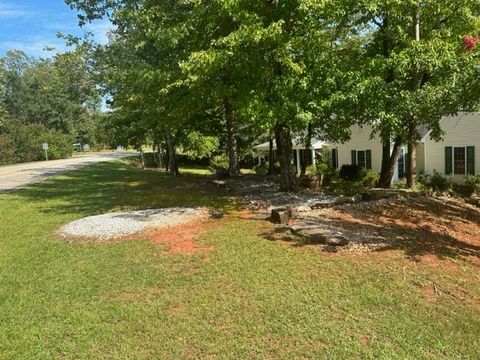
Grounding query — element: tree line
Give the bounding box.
[65,0,479,191]
[0,48,105,164]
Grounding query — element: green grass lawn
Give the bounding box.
[1,161,479,359]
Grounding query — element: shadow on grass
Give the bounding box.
[259,196,480,261]
[14,161,232,217]
[332,197,480,260]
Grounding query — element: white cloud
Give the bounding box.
[0,37,70,57]
[0,3,27,18]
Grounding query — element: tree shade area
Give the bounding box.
[2,1,480,190]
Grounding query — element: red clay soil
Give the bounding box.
[142,219,217,254]
[319,196,480,262]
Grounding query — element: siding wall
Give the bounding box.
[424,112,480,179]
[334,125,384,173]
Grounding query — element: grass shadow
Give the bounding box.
[13,160,233,217]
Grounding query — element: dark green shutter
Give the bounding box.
[405,150,409,173]
[332,148,338,169]
[467,146,475,175]
[445,147,453,175]
[351,150,357,165]
[398,148,404,178]
[365,150,372,170]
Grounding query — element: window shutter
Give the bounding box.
[365,150,372,170]
[351,150,356,165]
[467,146,475,175]
[445,147,453,175]
[332,148,338,169]
[398,148,404,178]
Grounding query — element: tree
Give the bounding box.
[338,0,480,188]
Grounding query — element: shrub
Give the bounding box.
[339,164,364,181]
[0,121,73,164]
[464,174,480,196]
[253,163,268,175]
[430,171,452,192]
[361,169,379,188]
[40,131,73,160]
[418,171,452,192]
[209,154,229,174]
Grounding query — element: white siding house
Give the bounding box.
[253,112,480,183]
[422,112,479,180]
[331,124,384,174]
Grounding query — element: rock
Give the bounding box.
[209,209,225,219]
[271,208,291,224]
[352,194,363,203]
[290,224,350,246]
[290,225,330,243]
[335,195,355,205]
[325,235,349,246]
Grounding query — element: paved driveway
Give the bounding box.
[0,152,135,193]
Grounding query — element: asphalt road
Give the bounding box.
[0,152,135,193]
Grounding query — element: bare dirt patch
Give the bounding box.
[141,219,218,254]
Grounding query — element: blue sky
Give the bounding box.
[0,0,111,57]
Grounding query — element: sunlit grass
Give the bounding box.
[0,160,479,359]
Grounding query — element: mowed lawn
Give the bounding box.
[1,161,480,359]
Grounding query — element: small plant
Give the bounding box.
[464,174,480,196]
[361,169,379,188]
[253,163,268,175]
[209,154,229,174]
[430,171,453,192]
[339,164,364,181]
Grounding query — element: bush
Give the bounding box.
[0,121,73,164]
[464,175,480,196]
[339,164,364,181]
[253,163,268,175]
[209,154,229,174]
[418,171,452,192]
[430,172,452,192]
[40,131,73,160]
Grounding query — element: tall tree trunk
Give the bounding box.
[301,124,313,176]
[164,129,179,176]
[274,123,295,192]
[406,4,421,188]
[139,147,145,170]
[268,129,275,175]
[406,135,417,188]
[224,98,240,176]
[379,136,403,188]
[153,143,163,169]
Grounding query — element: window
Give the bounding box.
[454,147,466,175]
[357,150,366,168]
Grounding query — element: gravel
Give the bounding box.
[59,208,206,240]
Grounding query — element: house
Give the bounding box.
[253,137,328,174]
[254,112,480,183]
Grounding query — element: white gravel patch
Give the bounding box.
[59,208,206,240]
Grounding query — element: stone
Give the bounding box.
[325,235,349,246]
[290,225,330,243]
[290,224,350,246]
[271,208,291,224]
[335,195,355,205]
[209,209,225,219]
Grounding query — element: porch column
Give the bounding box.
[258,155,262,166]
[312,148,316,168]
[296,149,301,175]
